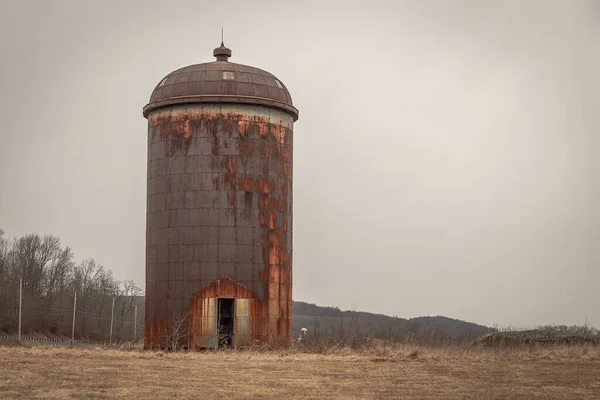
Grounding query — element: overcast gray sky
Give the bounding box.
[1,0,599,328]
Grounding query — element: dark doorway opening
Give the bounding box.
[218,298,234,348]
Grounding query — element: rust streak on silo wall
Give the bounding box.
[144,103,293,349]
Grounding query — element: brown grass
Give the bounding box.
[1,343,599,399]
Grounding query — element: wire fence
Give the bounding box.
[0,279,144,346]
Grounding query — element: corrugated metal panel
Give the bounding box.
[200,297,217,349]
[235,298,252,347]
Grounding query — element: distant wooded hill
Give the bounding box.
[292,301,492,344]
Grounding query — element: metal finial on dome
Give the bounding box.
[213,29,231,61]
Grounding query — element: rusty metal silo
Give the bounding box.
[143,42,298,350]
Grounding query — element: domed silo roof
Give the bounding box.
[143,43,298,121]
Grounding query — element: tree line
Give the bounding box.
[0,229,143,341]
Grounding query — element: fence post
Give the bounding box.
[109,297,115,344]
[18,278,22,341]
[71,292,77,344]
[133,304,137,342]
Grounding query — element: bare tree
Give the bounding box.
[0,229,8,280]
[114,280,142,335]
[10,234,63,295]
[165,312,190,351]
[45,246,74,300]
[0,229,13,332]
[70,259,121,338]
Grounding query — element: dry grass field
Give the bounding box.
[1,343,599,399]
